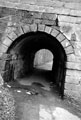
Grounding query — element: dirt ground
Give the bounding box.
[2,75,81,120]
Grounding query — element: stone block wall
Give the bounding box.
[0,0,81,102]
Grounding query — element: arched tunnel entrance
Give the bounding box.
[3,31,67,98]
[34,49,53,71]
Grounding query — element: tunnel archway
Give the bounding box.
[34,49,53,70]
[3,31,67,98]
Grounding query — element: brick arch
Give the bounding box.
[0,23,74,55]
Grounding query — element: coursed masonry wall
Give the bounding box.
[0,0,81,102]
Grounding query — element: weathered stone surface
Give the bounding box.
[19,26,25,34]
[65,83,81,92]
[1,1,81,17]
[7,31,17,41]
[66,69,81,77]
[36,0,64,7]
[50,1,64,8]
[2,36,12,47]
[5,26,16,34]
[58,15,81,23]
[34,19,42,24]
[74,41,81,49]
[65,2,81,10]
[74,49,81,57]
[11,15,21,25]
[65,75,81,84]
[33,12,42,19]
[0,18,8,33]
[59,22,81,43]
[45,26,52,34]
[14,26,24,36]
[38,24,45,31]
[20,11,33,19]
[6,0,20,3]
[70,9,81,17]
[66,61,81,70]
[22,24,30,33]
[74,41,81,56]
[0,2,20,11]
[0,43,8,53]
[30,23,37,32]
[51,29,59,37]
[41,13,57,20]
[56,33,66,42]
[22,18,33,24]
[75,28,81,42]
[0,7,17,18]
[60,24,72,34]
[11,12,23,26]
[0,2,70,15]
[42,19,55,26]
[17,4,45,12]
[67,54,81,62]
[61,39,70,48]
[62,0,81,2]
[19,0,35,4]
[65,45,74,54]
[45,7,70,15]
[59,22,73,40]
[70,33,76,48]
[11,10,33,24]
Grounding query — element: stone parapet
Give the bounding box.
[1,0,81,17]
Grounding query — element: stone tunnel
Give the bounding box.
[0,4,81,102]
[0,23,73,98]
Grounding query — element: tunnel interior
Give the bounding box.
[3,31,67,97]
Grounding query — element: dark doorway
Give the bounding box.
[3,31,67,98]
